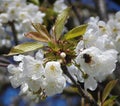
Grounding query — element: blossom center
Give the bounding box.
[35,64,41,70]
[83,53,92,63]
[50,65,56,71]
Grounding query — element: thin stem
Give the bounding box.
[9,21,19,45]
[0,63,9,67]
[61,65,98,106]
[0,57,10,64]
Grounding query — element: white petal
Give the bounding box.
[44,75,66,96]
[23,56,44,78]
[20,83,28,94]
[27,78,41,92]
[35,50,44,60]
[13,55,24,61]
[7,64,22,74]
[45,61,62,78]
[9,73,24,88]
[84,77,97,91]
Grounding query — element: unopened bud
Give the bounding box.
[60,52,66,58]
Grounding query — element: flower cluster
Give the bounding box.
[7,8,120,102]
[0,0,45,43]
[0,23,11,48]
[7,50,66,101]
[74,13,120,90]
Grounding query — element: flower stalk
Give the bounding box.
[61,65,98,106]
[9,21,18,45]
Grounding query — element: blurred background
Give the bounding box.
[0,0,120,106]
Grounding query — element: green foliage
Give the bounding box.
[7,7,86,63]
[53,7,70,40]
[25,32,49,42]
[97,80,118,106]
[7,42,43,56]
[102,80,117,102]
[45,40,76,64]
[102,96,117,106]
[63,24,87,40]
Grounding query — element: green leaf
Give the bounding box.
[6,42,43,56]
[63,24,87,40]
[102,96,117,106]
[25,32,50,42]
[48,42,60,51]
[53,7,70,40]
[102,80,118,102]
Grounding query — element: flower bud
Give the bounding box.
[60,52,66,58]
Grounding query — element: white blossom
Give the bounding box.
[43,76,66,96]
[0,13,8,23]
[67,64,83,83]
[22,55,44,80]
[7,64,24,88]
[7,54,45,92]
[31,11,45,23]
[8,54,66,97]
[43,61,66,96]
[45,61,63,77]
[35,50,44,61]
[0,0,45,42]
[107,19,120,38]
[84,76,97,91]
[54,0,67,13]
[76,47,117,90]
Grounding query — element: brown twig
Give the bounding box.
[67,0,82,24]
[0,56,10,67]
[9,21,19,45]
[61,65,98,106]
[0,57,10,64]
[93,0,108,21]
[0,63,9,67]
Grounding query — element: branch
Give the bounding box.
[0,56,10,67]
[0,57,10,64]
[67,0,82,24]
[9,21,19,45]
[61,65,98,106]
[0,63,9,67]
[93,0,108,21]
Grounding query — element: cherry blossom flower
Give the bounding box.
[54,0,67,13]
[43,61,66,96]
[75,47,118,90]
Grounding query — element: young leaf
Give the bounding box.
[102,96,117,106]
[53,7,70,40]
[31,23,51,41]
[63,24,87,40]
[102,80,118,102]
[6,42,43,56]
[25,32,50,42]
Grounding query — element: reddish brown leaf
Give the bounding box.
[25,32,50,42]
